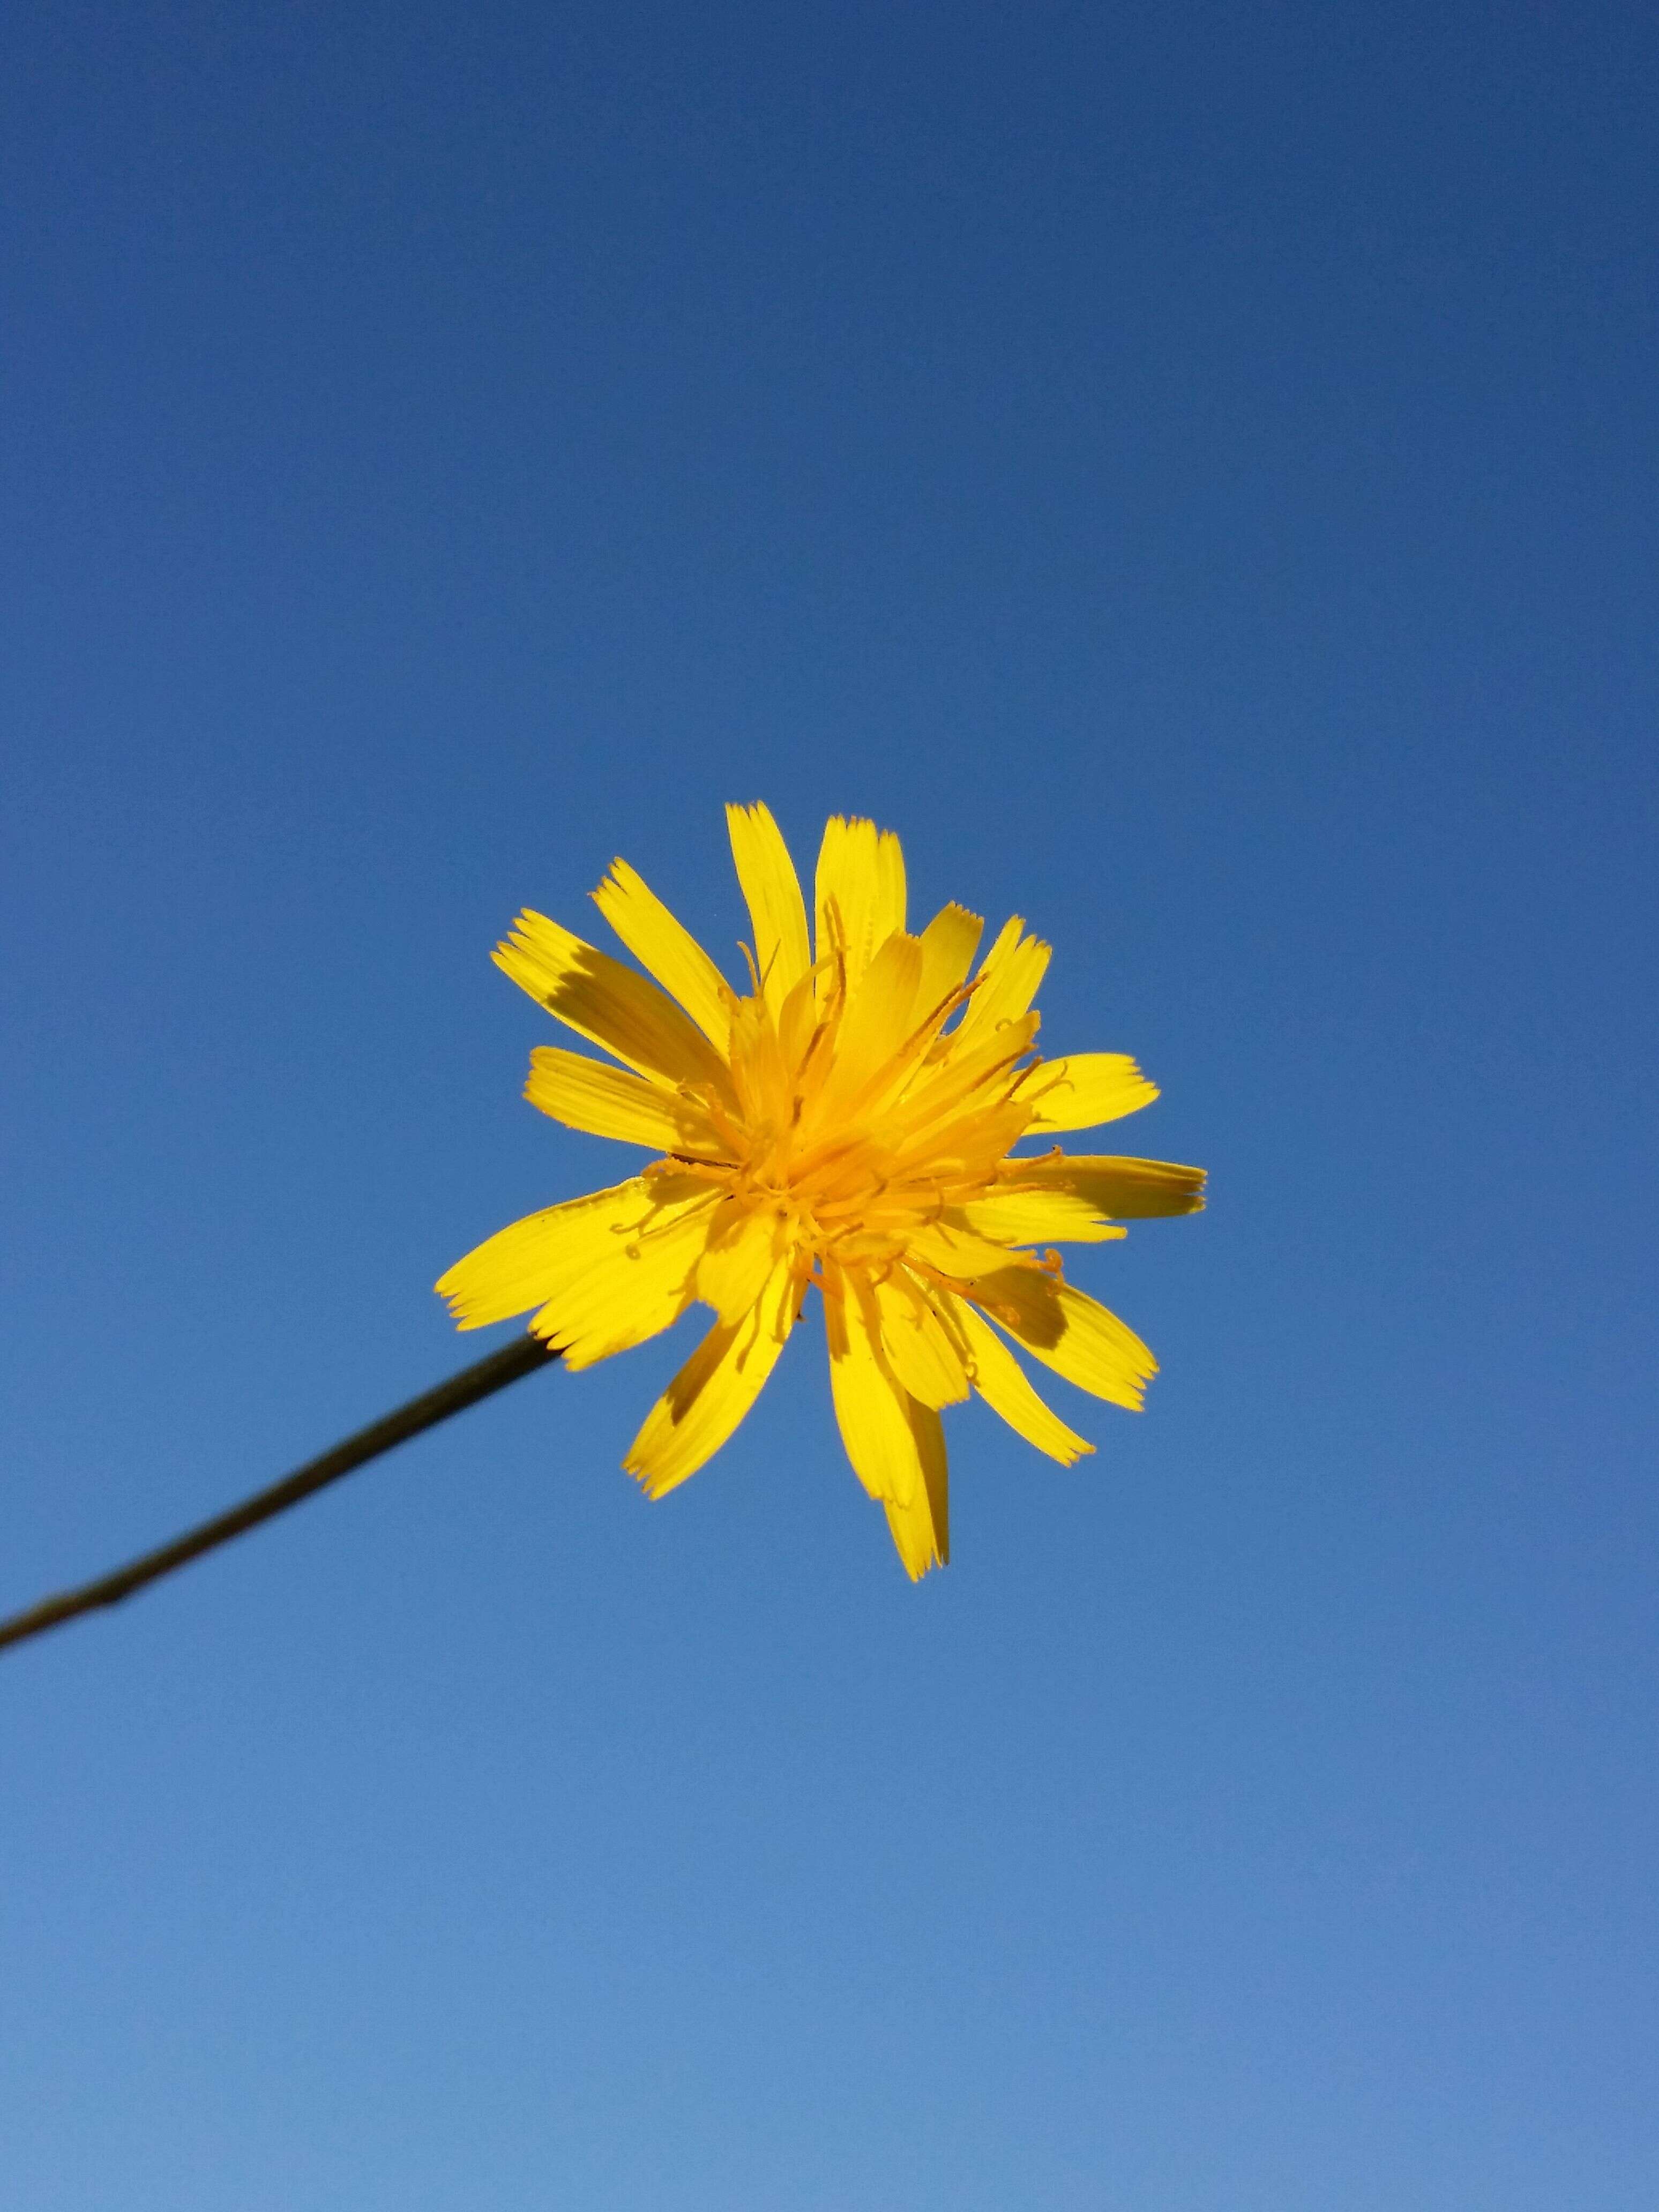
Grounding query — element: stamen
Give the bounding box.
[608,1190,721,1251]
[656,1157,739,1190]
[789,1006,835,1103]
[677,1083,749,1157]
[903,1255,980,1301]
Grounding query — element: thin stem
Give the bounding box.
[0,1334,560,1657]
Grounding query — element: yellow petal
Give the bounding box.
[882,1399,949,1580]
[1002,1153,1206,1216]
[915,901,983,1017]
[888,1011,1038,1144]
[816,930,925,1113]
[494,910,734,1098]
[623,1259,796,1497]
[726,801,811,1015]
[591,857,734,1050]
[869,1268,970,1408]
[530,1191,720,1371]
[819,933,975,1128]
[436,1183,629,1330]
[821,1261,922,1505]
[955,1190,1128,1245]
[1015,1053,1159,1132]
[950,917,1051,1056]
[775,963,820,1077]
[435,1175,712,1333]
[971,1268,1157,1410]
[525,1046,727,1155]
[904,1216,1040,1283]
[948,1296,1094,1466]
[724,989,794,1133]
[453,805,1209,1576]
[814,814,907,995]
[697,1203,788,1324]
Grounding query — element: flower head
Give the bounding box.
[438,805,1204,1578]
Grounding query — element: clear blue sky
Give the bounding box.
[3,4,1655,2206]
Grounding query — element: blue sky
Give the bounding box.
[3,4,1655,2206]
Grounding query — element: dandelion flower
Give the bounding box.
[437,805,1204,1578]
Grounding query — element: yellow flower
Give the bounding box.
[437,805,1204,1579]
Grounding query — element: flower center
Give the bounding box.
[669,971,1041,1271]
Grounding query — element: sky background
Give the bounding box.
[2,3,1656,2206]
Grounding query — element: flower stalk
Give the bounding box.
[0,1334,558,1657]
